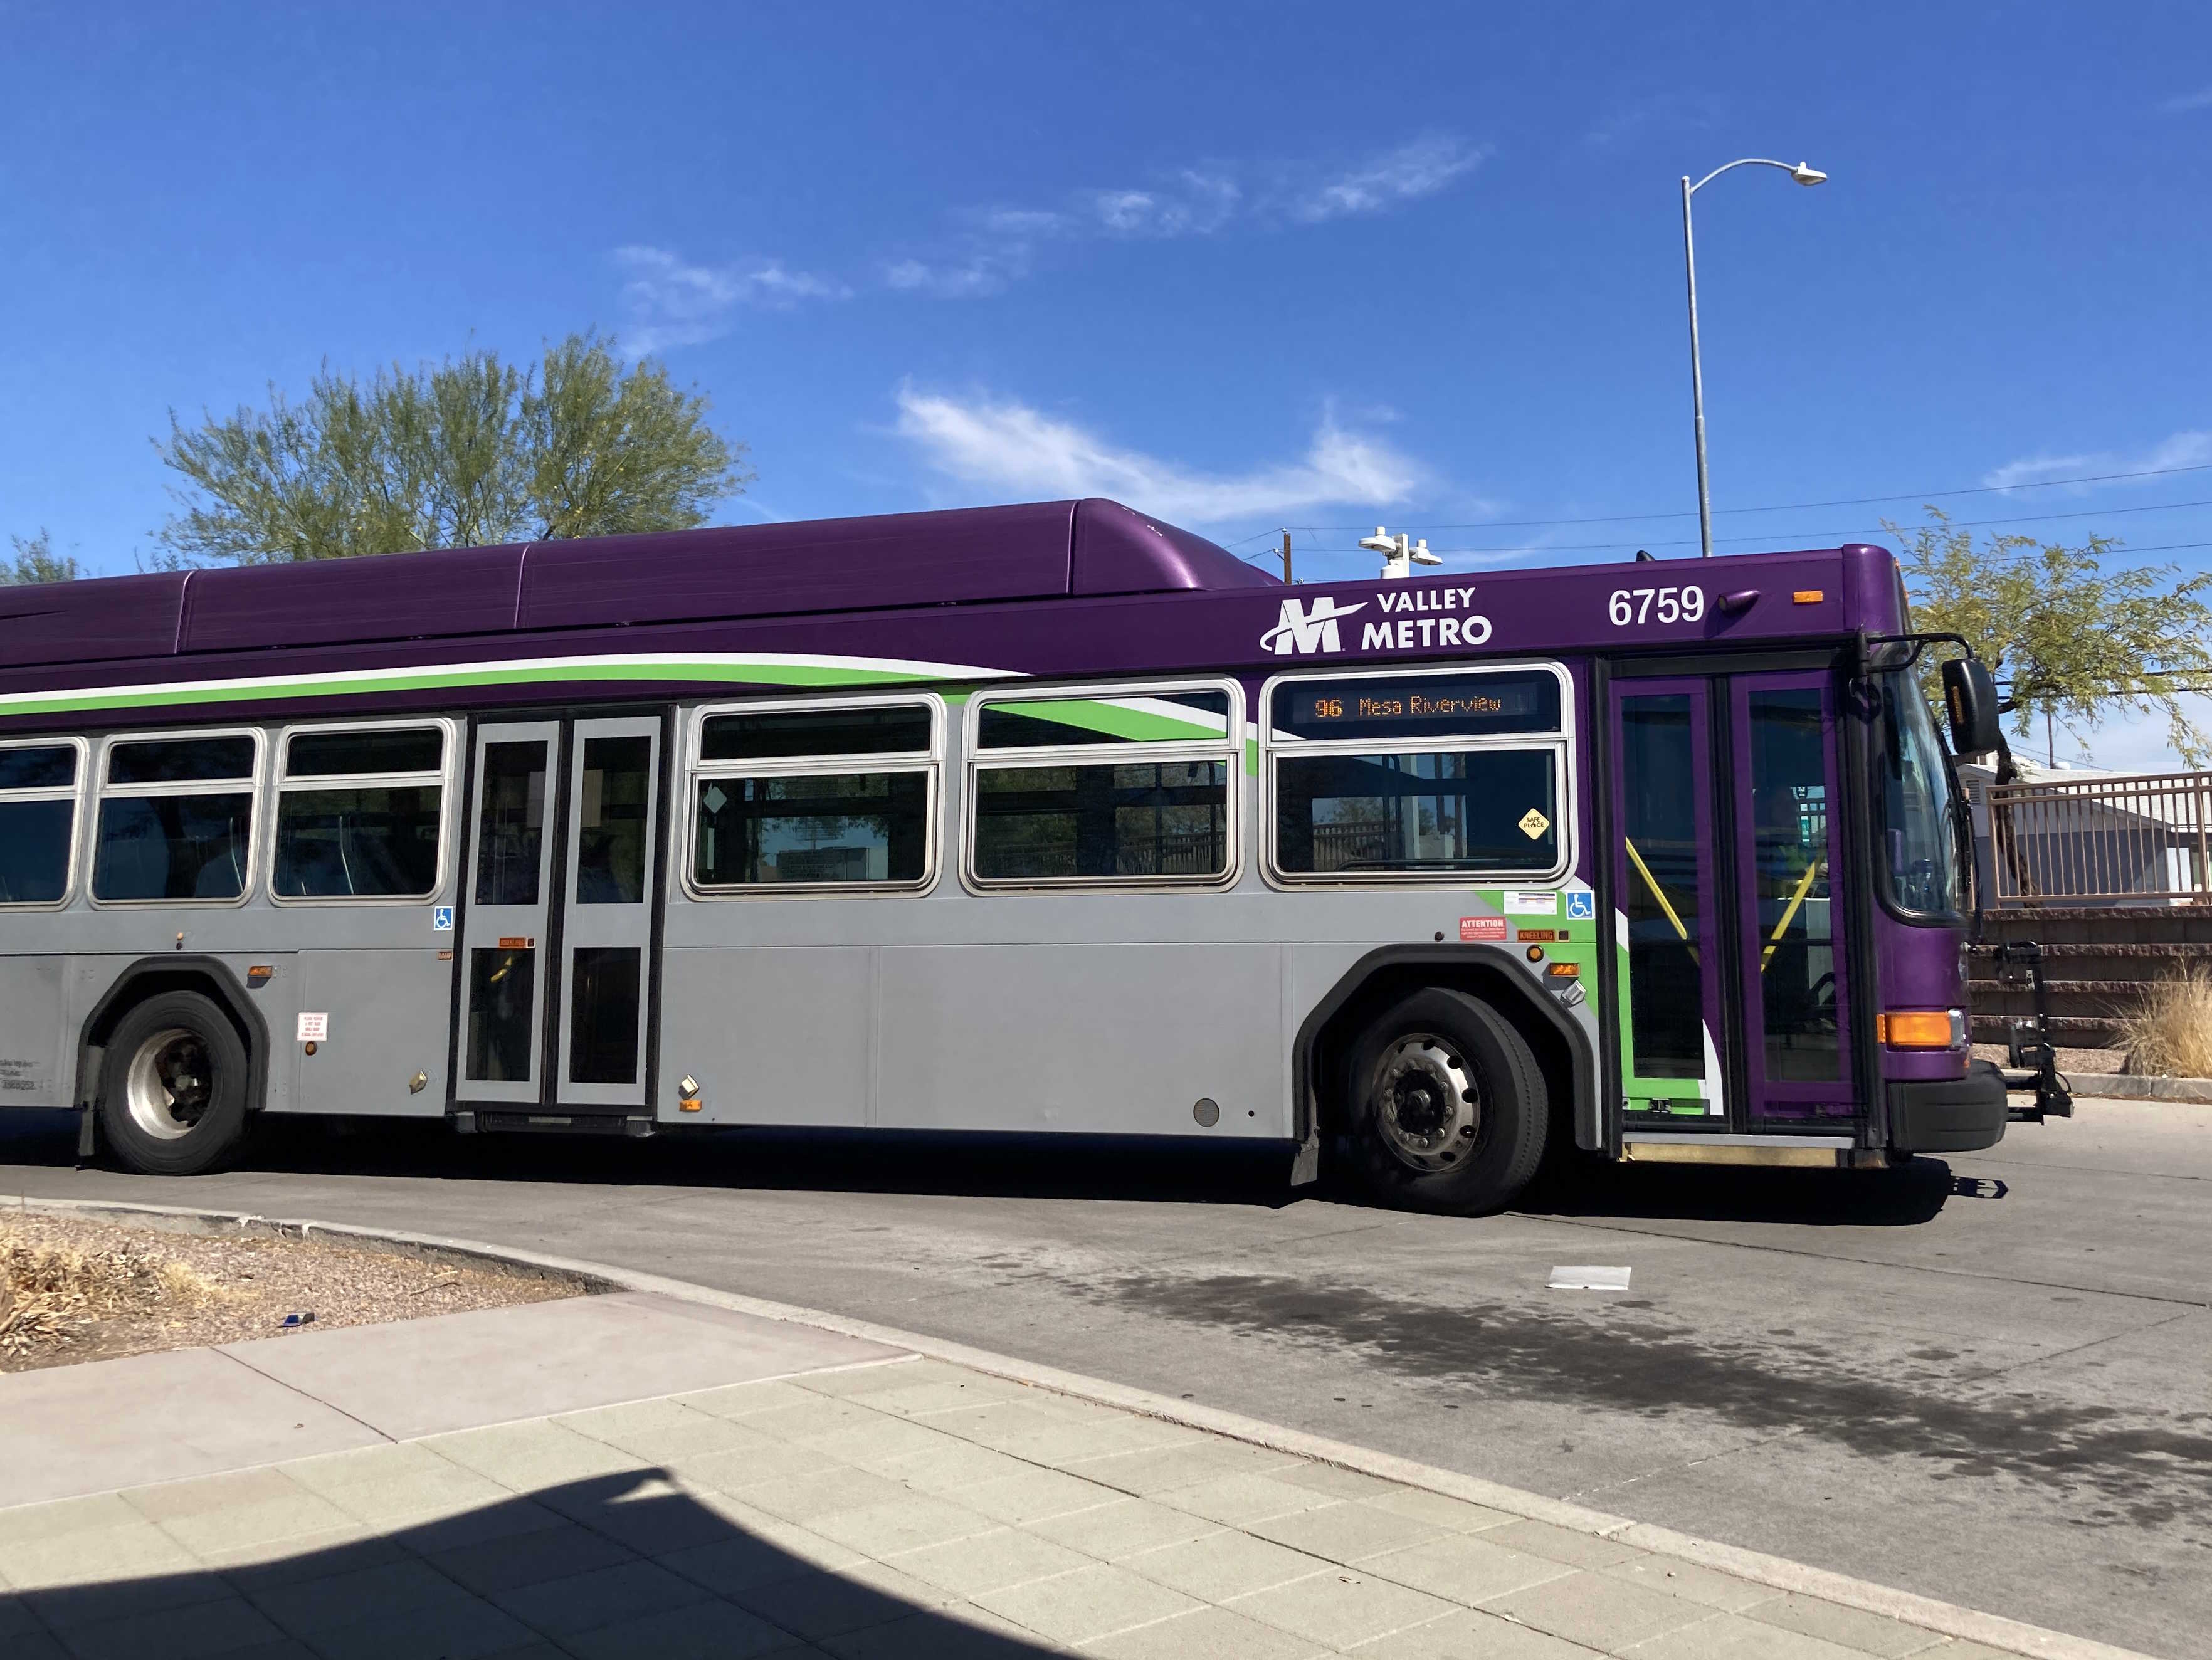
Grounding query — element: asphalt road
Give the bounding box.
[4,1101,2208,1659]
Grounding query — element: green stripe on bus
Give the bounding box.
[0,660,948,719]
[986,698,1226,744]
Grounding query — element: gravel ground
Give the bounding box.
[0,1208,583,1374]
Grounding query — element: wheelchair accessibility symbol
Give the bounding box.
[432,906,455,932]
[1565,892,1595,920]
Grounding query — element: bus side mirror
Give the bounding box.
[1941,658,2002,755]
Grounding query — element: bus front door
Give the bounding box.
[1609,671,1854,1135]
[456,717,663,1123]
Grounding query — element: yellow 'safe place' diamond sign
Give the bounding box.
[1519,807,1551,839]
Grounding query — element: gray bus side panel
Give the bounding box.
[0,957,68,1106]
[872,941,1287,1135]
[293,950,453,1116]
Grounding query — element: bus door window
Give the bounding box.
[474,742,547,906]
[561,722,661,1095]
[1727,675,1853,1120]
[460,727,557,1096]
[1743,688,1842,1085]
[1613,687,1722,1116]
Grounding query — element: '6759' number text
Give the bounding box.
[1608,586,1705,626]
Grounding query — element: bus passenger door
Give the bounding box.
[458,723,559,1105]
[1726,674,1853,1123]
[552,717,660,1110]
[1609,681,1730,1124]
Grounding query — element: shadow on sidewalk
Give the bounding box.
[14,1467,1067,1655]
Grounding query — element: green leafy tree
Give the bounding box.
[153,332,750,566]
[3,530,82,585]
[1890,509,2212,772]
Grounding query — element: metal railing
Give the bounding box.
[1978,769,2212,905]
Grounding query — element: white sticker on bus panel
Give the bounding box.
[1503,890,1557,915]
[297,1012,329,1043]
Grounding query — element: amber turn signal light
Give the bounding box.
[1878,1010,1959,1048]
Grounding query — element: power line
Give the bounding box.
[1219,459,2212,546]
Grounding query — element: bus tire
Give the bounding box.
[97,992,253,1177]
[1347,989,1548,1215]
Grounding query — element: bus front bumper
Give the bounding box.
[1887,1060,2009,1153]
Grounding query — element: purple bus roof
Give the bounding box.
[0,498,1277,672]
[0,500,1910,740]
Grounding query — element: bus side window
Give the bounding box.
[688,698,938,893]
[1264,666,1572,885]
[93,732,260,904]
[967,685,1239,888]
[273,724,448,901]
[0,740,80,907]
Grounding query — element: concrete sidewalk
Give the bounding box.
[0,1286,2141,1660]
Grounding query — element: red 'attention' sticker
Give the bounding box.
[1459,916,1507,942]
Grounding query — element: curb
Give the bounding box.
[9,1194,2152,1660]
[2069,1072,2212,1105]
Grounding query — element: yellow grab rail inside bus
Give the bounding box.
[1623,838,1698,966]
[1759,858,1825,973]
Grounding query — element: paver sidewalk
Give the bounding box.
[0,1296,2067,1659]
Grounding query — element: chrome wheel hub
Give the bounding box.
[1375,1035,1479,1172]
[124,1028,213,1141]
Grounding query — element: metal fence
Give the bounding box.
[1978,769,2212,905]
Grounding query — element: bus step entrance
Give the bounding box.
[457,1111,657,1139]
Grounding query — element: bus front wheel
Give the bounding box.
[1347,989,1548,1215]
[98,992,252,1177]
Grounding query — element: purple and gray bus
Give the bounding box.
[0,498,2048,1211]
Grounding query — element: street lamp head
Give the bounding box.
[1790,162,1828,186]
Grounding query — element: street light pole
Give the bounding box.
[1682,175,1714,564]
[1680,157,1827,558]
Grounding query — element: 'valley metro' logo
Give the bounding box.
[1260,596,1367,656]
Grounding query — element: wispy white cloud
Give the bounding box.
[1083,169,1243,237]
[2157,85,2212,114]
[885,136,1485,300]
[891,385,1423,523]
[619,137,1487,327]
[1981,430,2212,493]
[882,253,1027,299]
[1287,135,1491,223]
[613,245,850,353]
[1582,91,1727,149]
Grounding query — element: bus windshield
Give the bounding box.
[1877,672,1962,917]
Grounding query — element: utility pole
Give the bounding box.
[1280,530,1293,585]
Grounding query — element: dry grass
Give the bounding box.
[0,1211,582,1373]
[2117,965,2212,1079]
[0,1227,224,1359]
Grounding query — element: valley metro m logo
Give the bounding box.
[1259,595,1367,656]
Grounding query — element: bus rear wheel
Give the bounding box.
[1347,989,1547,1215]
[98,992,252,1177]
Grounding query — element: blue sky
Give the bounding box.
[4,3,2208,765]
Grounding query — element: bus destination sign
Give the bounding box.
[1273,671,1561,742]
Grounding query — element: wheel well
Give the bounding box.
[79,961,268,1112]
[1304,957,1584,1152]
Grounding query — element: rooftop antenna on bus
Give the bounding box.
[1359,526,1443,580]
